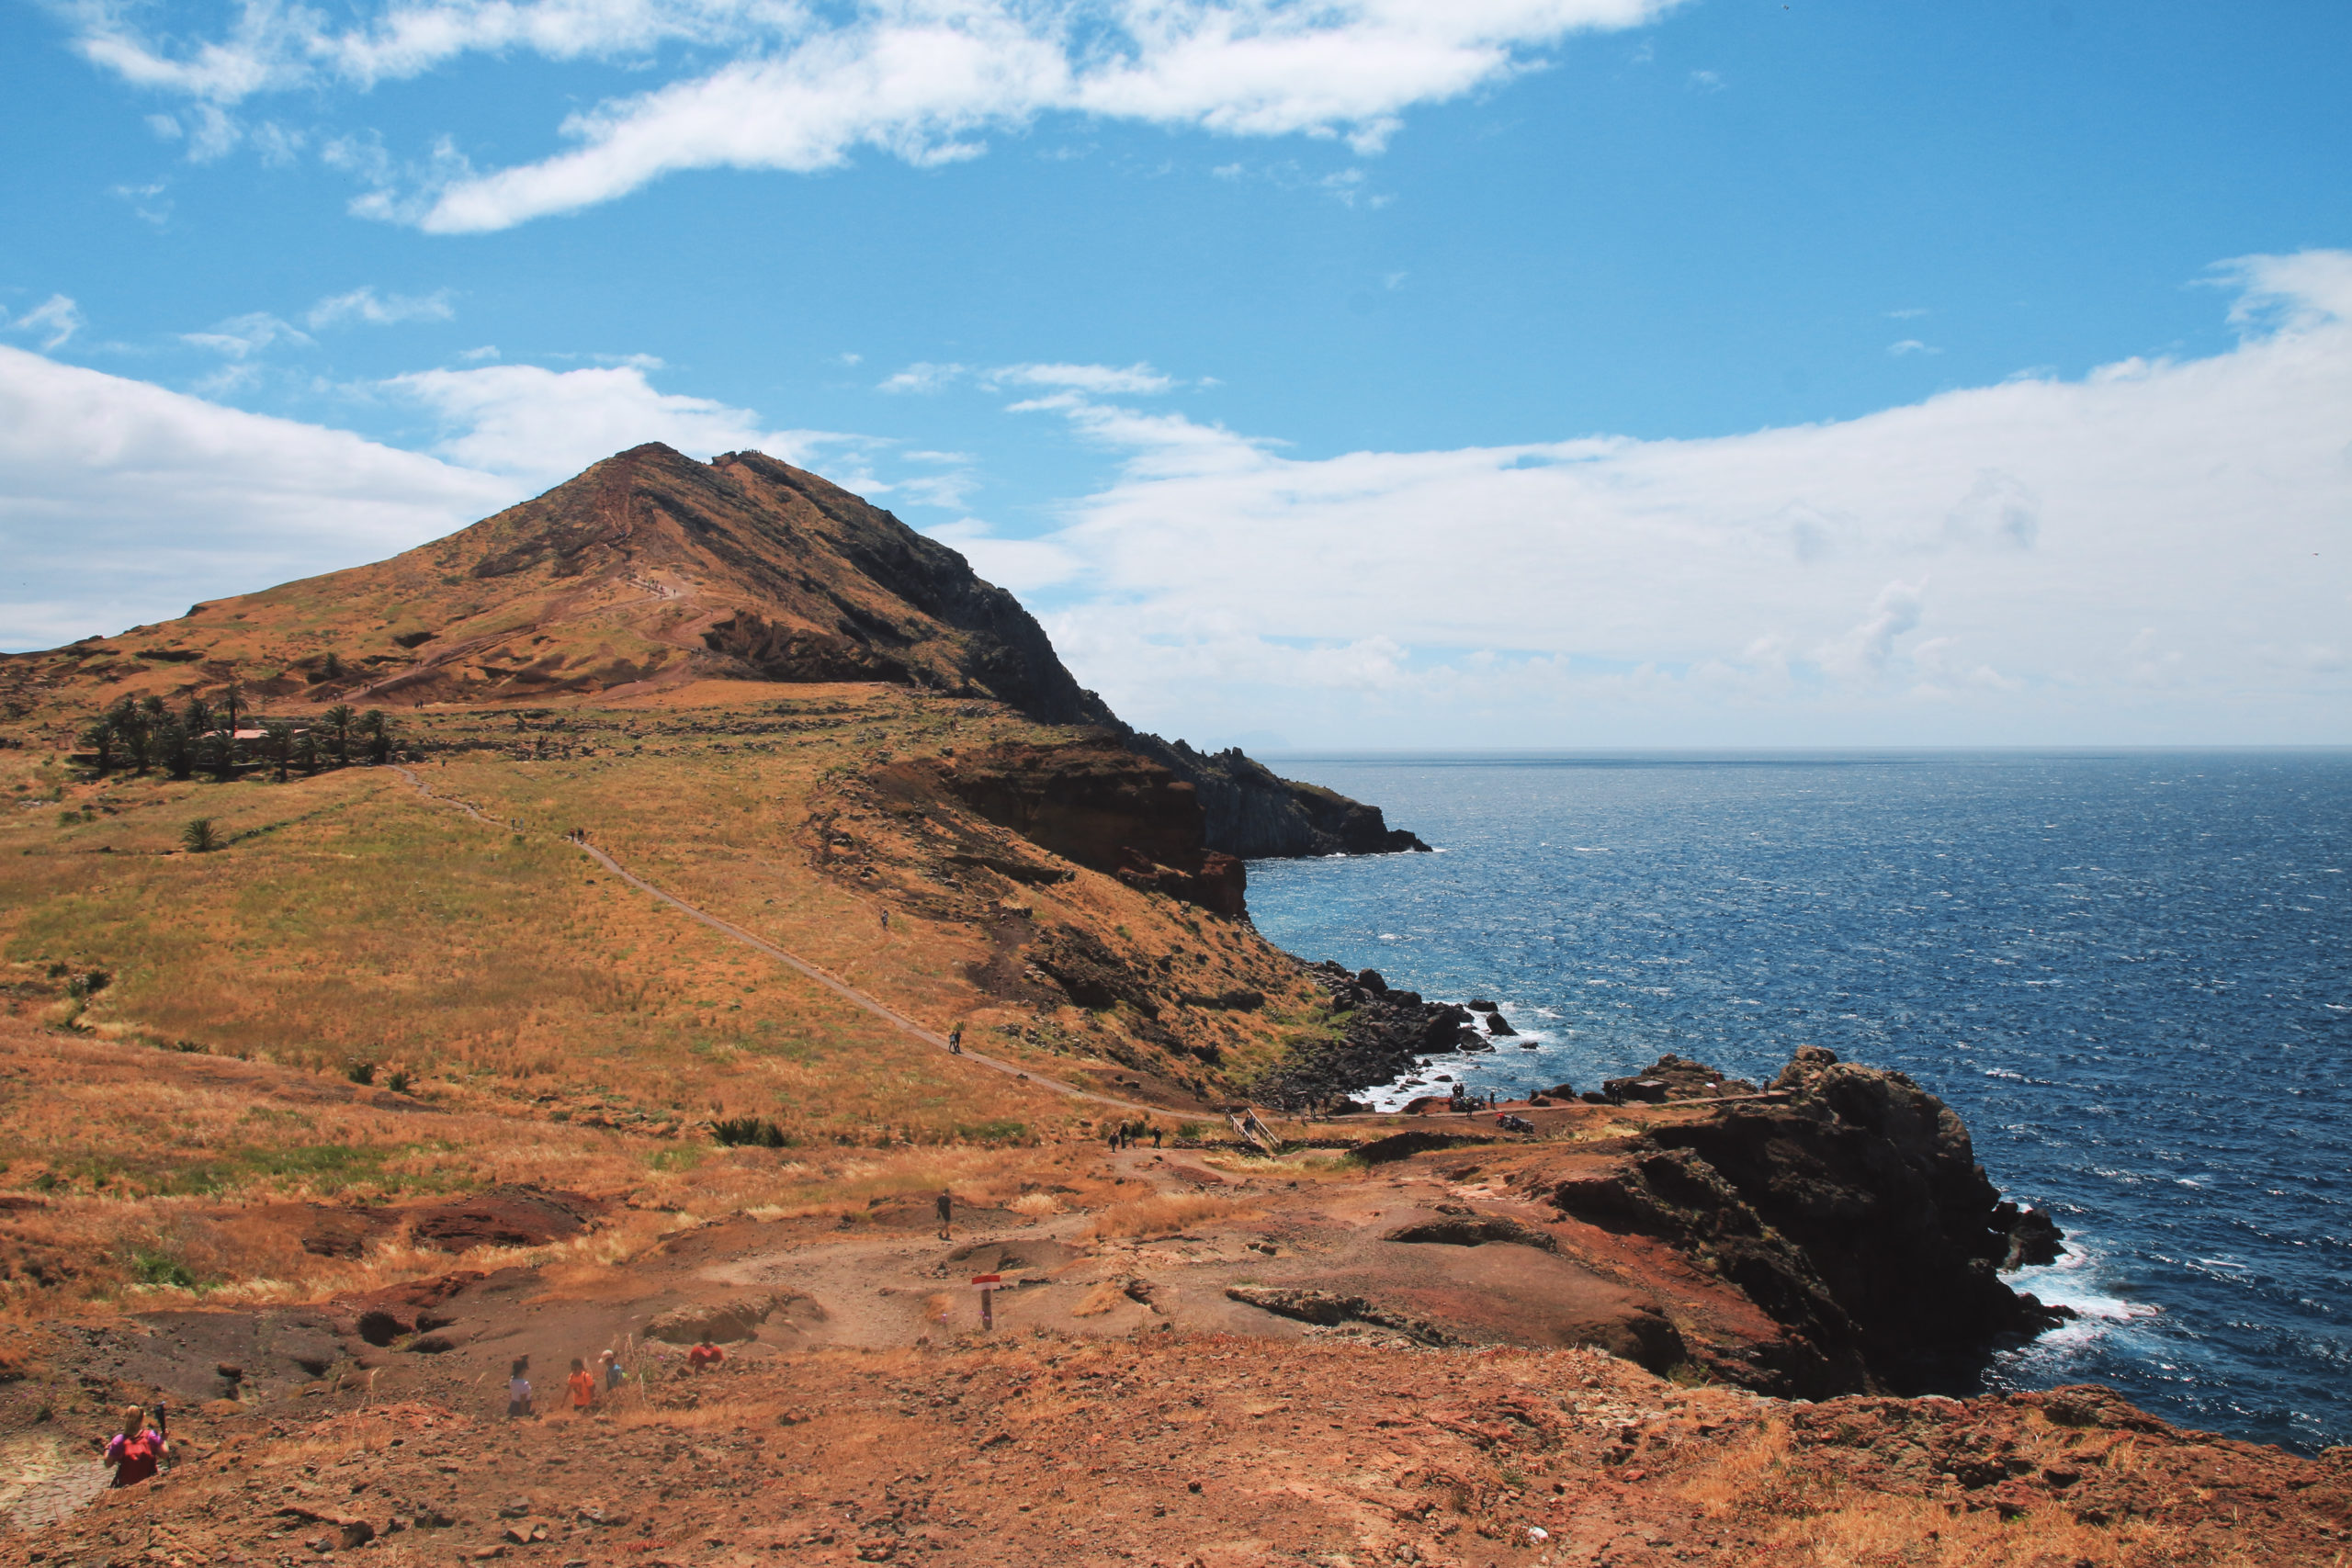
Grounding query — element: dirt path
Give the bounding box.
[0,1435,107,1533]
[387,766,1164,1117]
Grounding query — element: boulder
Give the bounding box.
[643,1291,826,1345]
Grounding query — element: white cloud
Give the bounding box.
[1018,249,2352,744]
[1887,338,1939,356]
[58,0,1683,231]
[182,311,311,358]
[3,295,85,351]
[877,361,967,395]
[385,361,872,487]
[989,361,1175,395]
[0,346,933,648]
[111,180,173,225]
[0,344,514,649]
[306,285,456,329]
[922,518,1080,592]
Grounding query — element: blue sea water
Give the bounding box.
[1242,750,2352,1453]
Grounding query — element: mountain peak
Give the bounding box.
[4,445,1111,726]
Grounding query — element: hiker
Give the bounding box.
[937,1190,954,1240]
[948,1023,963,1055]
[879,908,890,932]
[101,1405,167,1488]
[687,1341,725,1374]
[507,1358,533,1418]
[1152,1126,1162,1149]
[599,1348,622,1393]
[568,1357,596,1415]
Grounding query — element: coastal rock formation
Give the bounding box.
[1514,1046,2070,1394]
[1120,732,1431,858]
[1601,1052,1759,1103]
[0,442,1428,867]
[892,736,1247,917]
[1250,963,1482,1108]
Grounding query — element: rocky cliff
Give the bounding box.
[896,737,1247,918]
[1505,1045,2070,1395]
[1121,733,1430,858]
[1,442,1427,865]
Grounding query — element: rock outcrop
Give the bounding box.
[1249,964,1483,1109]
[1119,733,1431,858]
[895,737,1247,917]
[1513,1046,2070,1395]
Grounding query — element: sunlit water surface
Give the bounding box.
[1244,751,2351,1453]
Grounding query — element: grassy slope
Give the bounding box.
[0,679,1346,1311]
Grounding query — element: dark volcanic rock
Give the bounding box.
[1601,1052,1757,1103]
[1119,733,1431,860]
[1250,963,1481,1110]
[899,737,1247,917]
[1529,1045,2071,1396]
[407,1186,604,1251]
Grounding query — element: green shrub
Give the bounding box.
[129,1251,198,1289]
[712,1115,791,1148]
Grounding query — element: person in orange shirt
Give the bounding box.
[567,1358,595,1415]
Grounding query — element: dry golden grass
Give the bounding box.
[1078,1191,1262,1241]
[1069,1279,1129,1316]
[0,724,1069,1151]
[1674,1419,2256,1568]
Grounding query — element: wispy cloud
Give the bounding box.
[306,285,455,329]
[181,310,311,359]
[1887,338,1939,356]
[1008,250,2352,742]
[386,361,875,487]
[3,295,85,351]
[57,0,1685,231]
[989,362,1175,396]
[877,361,967,395]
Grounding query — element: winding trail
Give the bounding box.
[388,766,1164,1116]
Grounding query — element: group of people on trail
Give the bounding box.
[100,1405,169,1489]
[505,1349,628,1419]
[1105,1122,1162,1151]
[502,1338,729,1419]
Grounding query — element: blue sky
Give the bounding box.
[3,0,2347,745]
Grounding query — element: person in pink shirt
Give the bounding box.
[102,1406,168,1488]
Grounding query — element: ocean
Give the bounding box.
[1243,750,2352,1454]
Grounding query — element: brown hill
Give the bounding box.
[0,443,1431,862]
[0,443,1109,726]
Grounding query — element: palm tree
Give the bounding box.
[322,705,356,766]
[260,720,295,782]
[107,696,153,773]
[358,709,392,764]
[81,716,119,774]
[201,729,237,782]
[217,682,243,736]
[292,731,320,775]
[184,694,214,736]
[181,818,219,853]
[159,720,196,781]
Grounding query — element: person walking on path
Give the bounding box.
[567,1358,596,1416]
[936,1190,953,1240]
[101,1406,167,1488]
[948,1023,963,1055]
[506,1359,533,1419]
[599,1348,622,1393]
